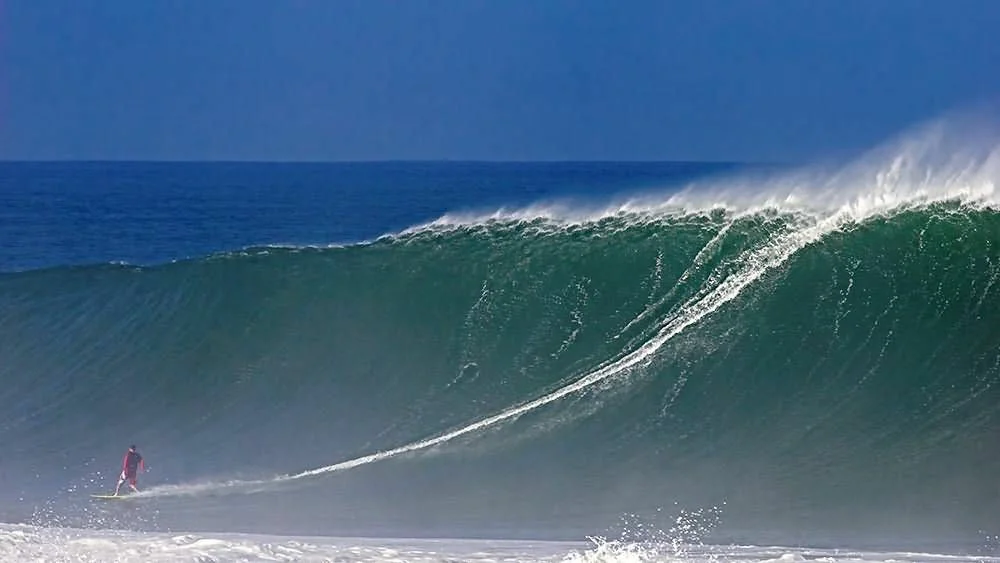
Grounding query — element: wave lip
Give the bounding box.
[409,115,1000,234]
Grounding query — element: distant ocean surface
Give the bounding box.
[0,161,737,271]
[2,136,1000,562]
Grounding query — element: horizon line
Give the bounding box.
[0,158,785,166]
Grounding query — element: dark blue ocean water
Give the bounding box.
[0,161,738,271]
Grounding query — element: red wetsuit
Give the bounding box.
[121,450,144,485]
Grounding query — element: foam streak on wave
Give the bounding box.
[283,217,839,480]
[142,213,845,498]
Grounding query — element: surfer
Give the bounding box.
[113,445,145,496]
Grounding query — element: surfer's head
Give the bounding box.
[129,445,136,451]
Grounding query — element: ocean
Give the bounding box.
[2,123,1000,561]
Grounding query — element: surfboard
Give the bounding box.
[90,494,130,500]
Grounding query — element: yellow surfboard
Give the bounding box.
[90,494,131,500]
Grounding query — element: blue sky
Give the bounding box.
[2,1,999,162]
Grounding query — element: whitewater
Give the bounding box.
[5,523,1000,563]
[2,117,1000,560]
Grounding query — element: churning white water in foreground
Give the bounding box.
[1,524,996,563]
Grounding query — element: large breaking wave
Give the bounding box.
[1,117,999,546]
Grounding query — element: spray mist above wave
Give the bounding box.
[410,114,1000,233]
